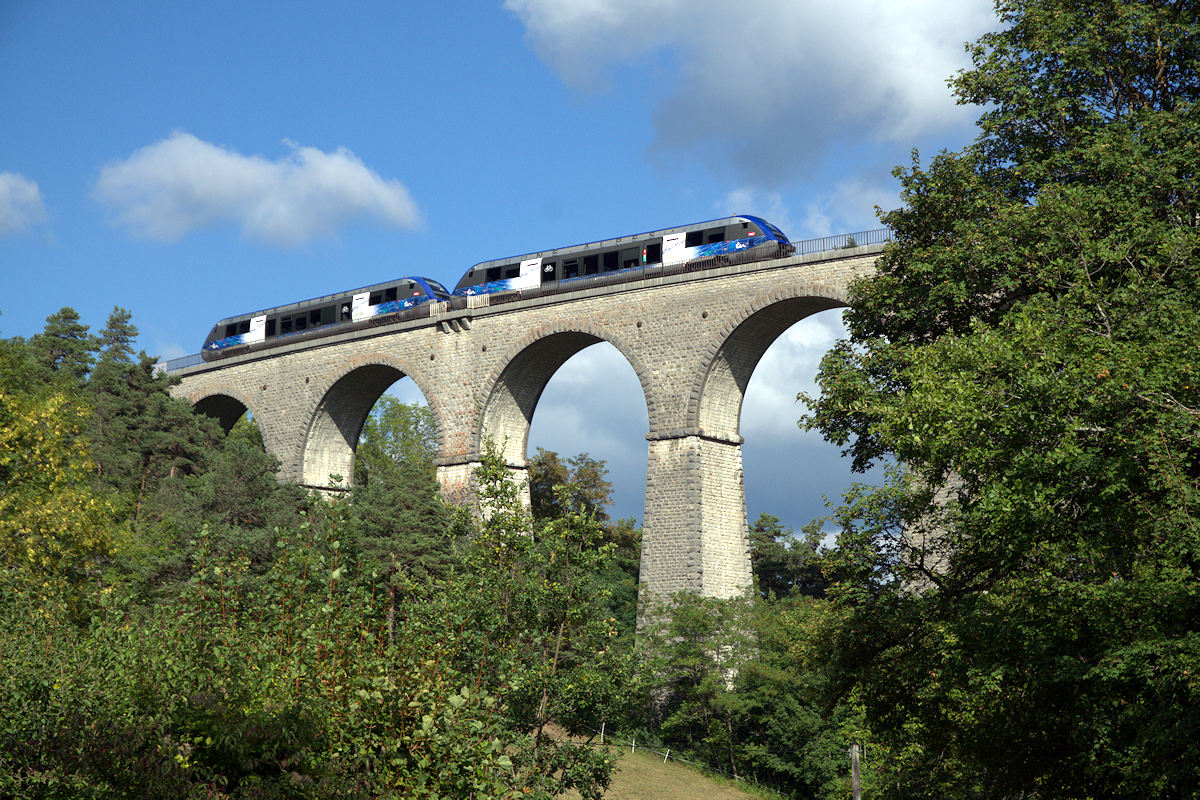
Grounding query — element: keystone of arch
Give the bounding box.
[477,322,653,467]
[689,284,848,443]
[301,353,443,489]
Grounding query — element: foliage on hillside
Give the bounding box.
[0,310,637,798]
[11,7,1195,795]
[0,303,870,799]
[803,1,1200,796]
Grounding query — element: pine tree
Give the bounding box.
[28,307,97,386]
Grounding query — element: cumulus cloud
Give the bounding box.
[93,132,421,246]
[741,310,847,440]
[718,188,795,235]
[505,0,995,182]
[0,172,48,237]
[799,176,900,237]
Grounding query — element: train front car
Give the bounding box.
[349,276,450,323]
[671,214,792,267]
[202,314,270,361]
[200,276,450,361]
[451,214,792,299]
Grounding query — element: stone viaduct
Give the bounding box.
[168,242,883,602]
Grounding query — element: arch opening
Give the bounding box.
[526,341,650,527]
[193,393,250,434]
[696,296,845,442]
[480,331,650,519]
[711,303,857,538]
[481,331,607,467]
[302,363,436,490]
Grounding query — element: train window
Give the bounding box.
[236,320,250,334]
[281,317,293,333]
[543,261,557,279]
[295,316,307,331]
[504,265,519,279]
[584,254,599,274]
[706,228,724,243]
[603,251,618,270]
[384,287,397,303]
[340,303,352,321]
[369,291,383,305]
[620,247,640,268]
[486,266,501,281]
[266,318,276,337]
[320,306,335,325]
[645,242,662,264]
[563,258,579,279]
[685,231,703,247]
[225,323,237,338]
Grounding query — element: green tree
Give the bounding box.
[86,308,221,519]
[345,398,460,635]
[0,438,628,799]
[528,448,639,632]
[804,2,1200,797]
[353,395,438,480]
[0,383,118,607]
[749,513,827,599]
[0,504,528,799]
[28,307,97,386]
[528,448,613,524]
[451,442,631,799]
[639,592,758,779]
[638,590,858,797]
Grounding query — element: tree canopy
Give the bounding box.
[804,1,1200,797]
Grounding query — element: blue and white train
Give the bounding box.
[200,215,792,360]
[201,276,451,360]
[453,214,792,296]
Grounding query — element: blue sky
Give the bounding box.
[1,0,995,531]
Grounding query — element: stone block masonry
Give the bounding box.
[172,245,882,602]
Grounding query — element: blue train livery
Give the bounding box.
[200,215,792,360]
[452,215,791,297]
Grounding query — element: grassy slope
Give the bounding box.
[563,746,768,800]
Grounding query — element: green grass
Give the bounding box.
[562,744,779,800]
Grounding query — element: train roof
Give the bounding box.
[464,214,784,273]
[211,276,441,327]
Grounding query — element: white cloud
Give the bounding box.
[93,132,421,246]
[741,309,847,439]
[505,0,995,181]
[799,176,899,237]
[0,172,48,236]
[717,188,795,236]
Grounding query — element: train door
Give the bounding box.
[351,292,370,321]
[663,232,686,265]
[247,315,267,343]
[518,258,542,289]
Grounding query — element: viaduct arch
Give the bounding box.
[169,244,881,601]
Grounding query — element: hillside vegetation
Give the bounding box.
[3,2,1200,797]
